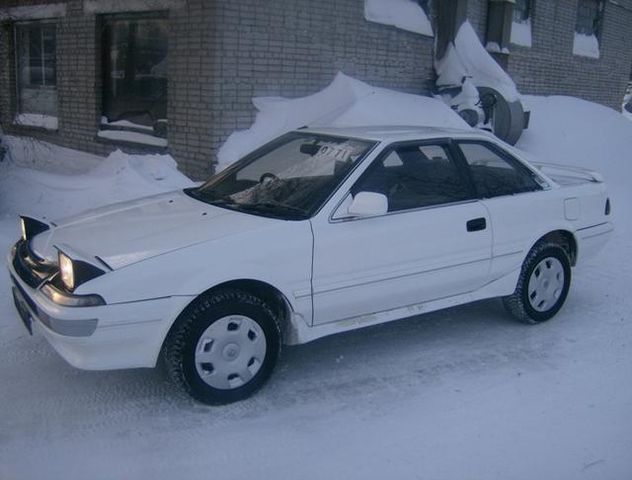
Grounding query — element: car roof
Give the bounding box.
[298,125,494,143]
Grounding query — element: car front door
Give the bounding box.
[310,140,493,326]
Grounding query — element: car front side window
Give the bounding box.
[351,142,473,213]
[458,142,542,198]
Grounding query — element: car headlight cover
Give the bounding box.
[20,217,27,241]
[59,251,75,291]
[20,216,51,242]
[56,246,107,293]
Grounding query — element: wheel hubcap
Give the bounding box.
[527,257,565,312]
[194,315,267,390]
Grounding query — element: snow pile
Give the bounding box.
[572,33,600,58]
[485,41,509,54]
[511,20,532,47]
[1,135,102,174]
[435,21,520,101]
[364,0,433,36]
[517,95,632,231]
[0,138,194,219]
[217,73,468,169]
[97,130,168,147]
[14,113,59,131]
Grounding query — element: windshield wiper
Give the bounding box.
[237,201,308,219]
[186,188,237,206]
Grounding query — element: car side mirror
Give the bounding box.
[347,192,388,217]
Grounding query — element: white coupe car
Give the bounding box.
[8,126,613,404]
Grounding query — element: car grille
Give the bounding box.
[12,239,57,289]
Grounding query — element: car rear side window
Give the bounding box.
[458,142,542,198]
[352,143,472,212]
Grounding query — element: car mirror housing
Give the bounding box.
[347,192,388,217]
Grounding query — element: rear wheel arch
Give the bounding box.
[531,229,578,266]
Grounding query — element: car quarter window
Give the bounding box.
[351,143,472,213]
[458,142,542,198]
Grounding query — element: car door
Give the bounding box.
[309,140,493,326]
[455,140,552,281]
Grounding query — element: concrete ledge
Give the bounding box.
[0,4,66,20]
[83,0,186,15]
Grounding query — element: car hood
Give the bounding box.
[29,190,276,270]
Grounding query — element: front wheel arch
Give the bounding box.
[161,287,282,404]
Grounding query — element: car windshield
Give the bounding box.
[188,132,375,219]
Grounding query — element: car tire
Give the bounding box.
[502,242,571,324]
[162,288,281,405]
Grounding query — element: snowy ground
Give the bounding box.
[1,96,631,480]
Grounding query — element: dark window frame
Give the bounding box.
[99,10,169,138]
[575,0,605,39]
[513,0,533,23]
[348,138,478,214]
[13,20,58,116]
[454,140,543,199]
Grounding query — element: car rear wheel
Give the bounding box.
[503,242,571,324]
[162,289,281,404]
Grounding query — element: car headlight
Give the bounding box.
[59,251,75,291]
[56,248,106,292]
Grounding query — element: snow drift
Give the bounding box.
[0,137,194,219]
[435,21,520,101]
[217,73,469,169]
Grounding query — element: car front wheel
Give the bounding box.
[503,242,572,324]
[162,289,281,405]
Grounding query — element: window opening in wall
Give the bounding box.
[14,22,58,130]
[99,12,168,147]
[573,0,604,59]
[510,0,533,47]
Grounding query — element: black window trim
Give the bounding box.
[513,0,534,24]
[99,10,169,141]
[13,19,59,118]
[452,139,544,200]
[574,0,605,40]
[329,138,480,223]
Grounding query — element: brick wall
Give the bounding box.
[1,0,631,179]
[168,0,435,179]
[468,0,632,110]
[0,0,436,179]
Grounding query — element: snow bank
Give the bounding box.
[511,20,532,48]
[517,95,632,231]
[435,21,519,102]
[572,33,600,59]
[217,73,468,169]
[1,135,102,174]
[364,0,433,36]
[14,113,58,131]
[0,138,193,219]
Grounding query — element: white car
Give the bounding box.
[8,126,613,404]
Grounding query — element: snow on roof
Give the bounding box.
[363,0,433,37]
[572,32,600,59]
[299,125,481,142]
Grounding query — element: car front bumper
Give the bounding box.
[7,247,194,370]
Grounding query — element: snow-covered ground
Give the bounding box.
[1,94,631,480]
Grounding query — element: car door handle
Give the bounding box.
[466,217,487,232]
